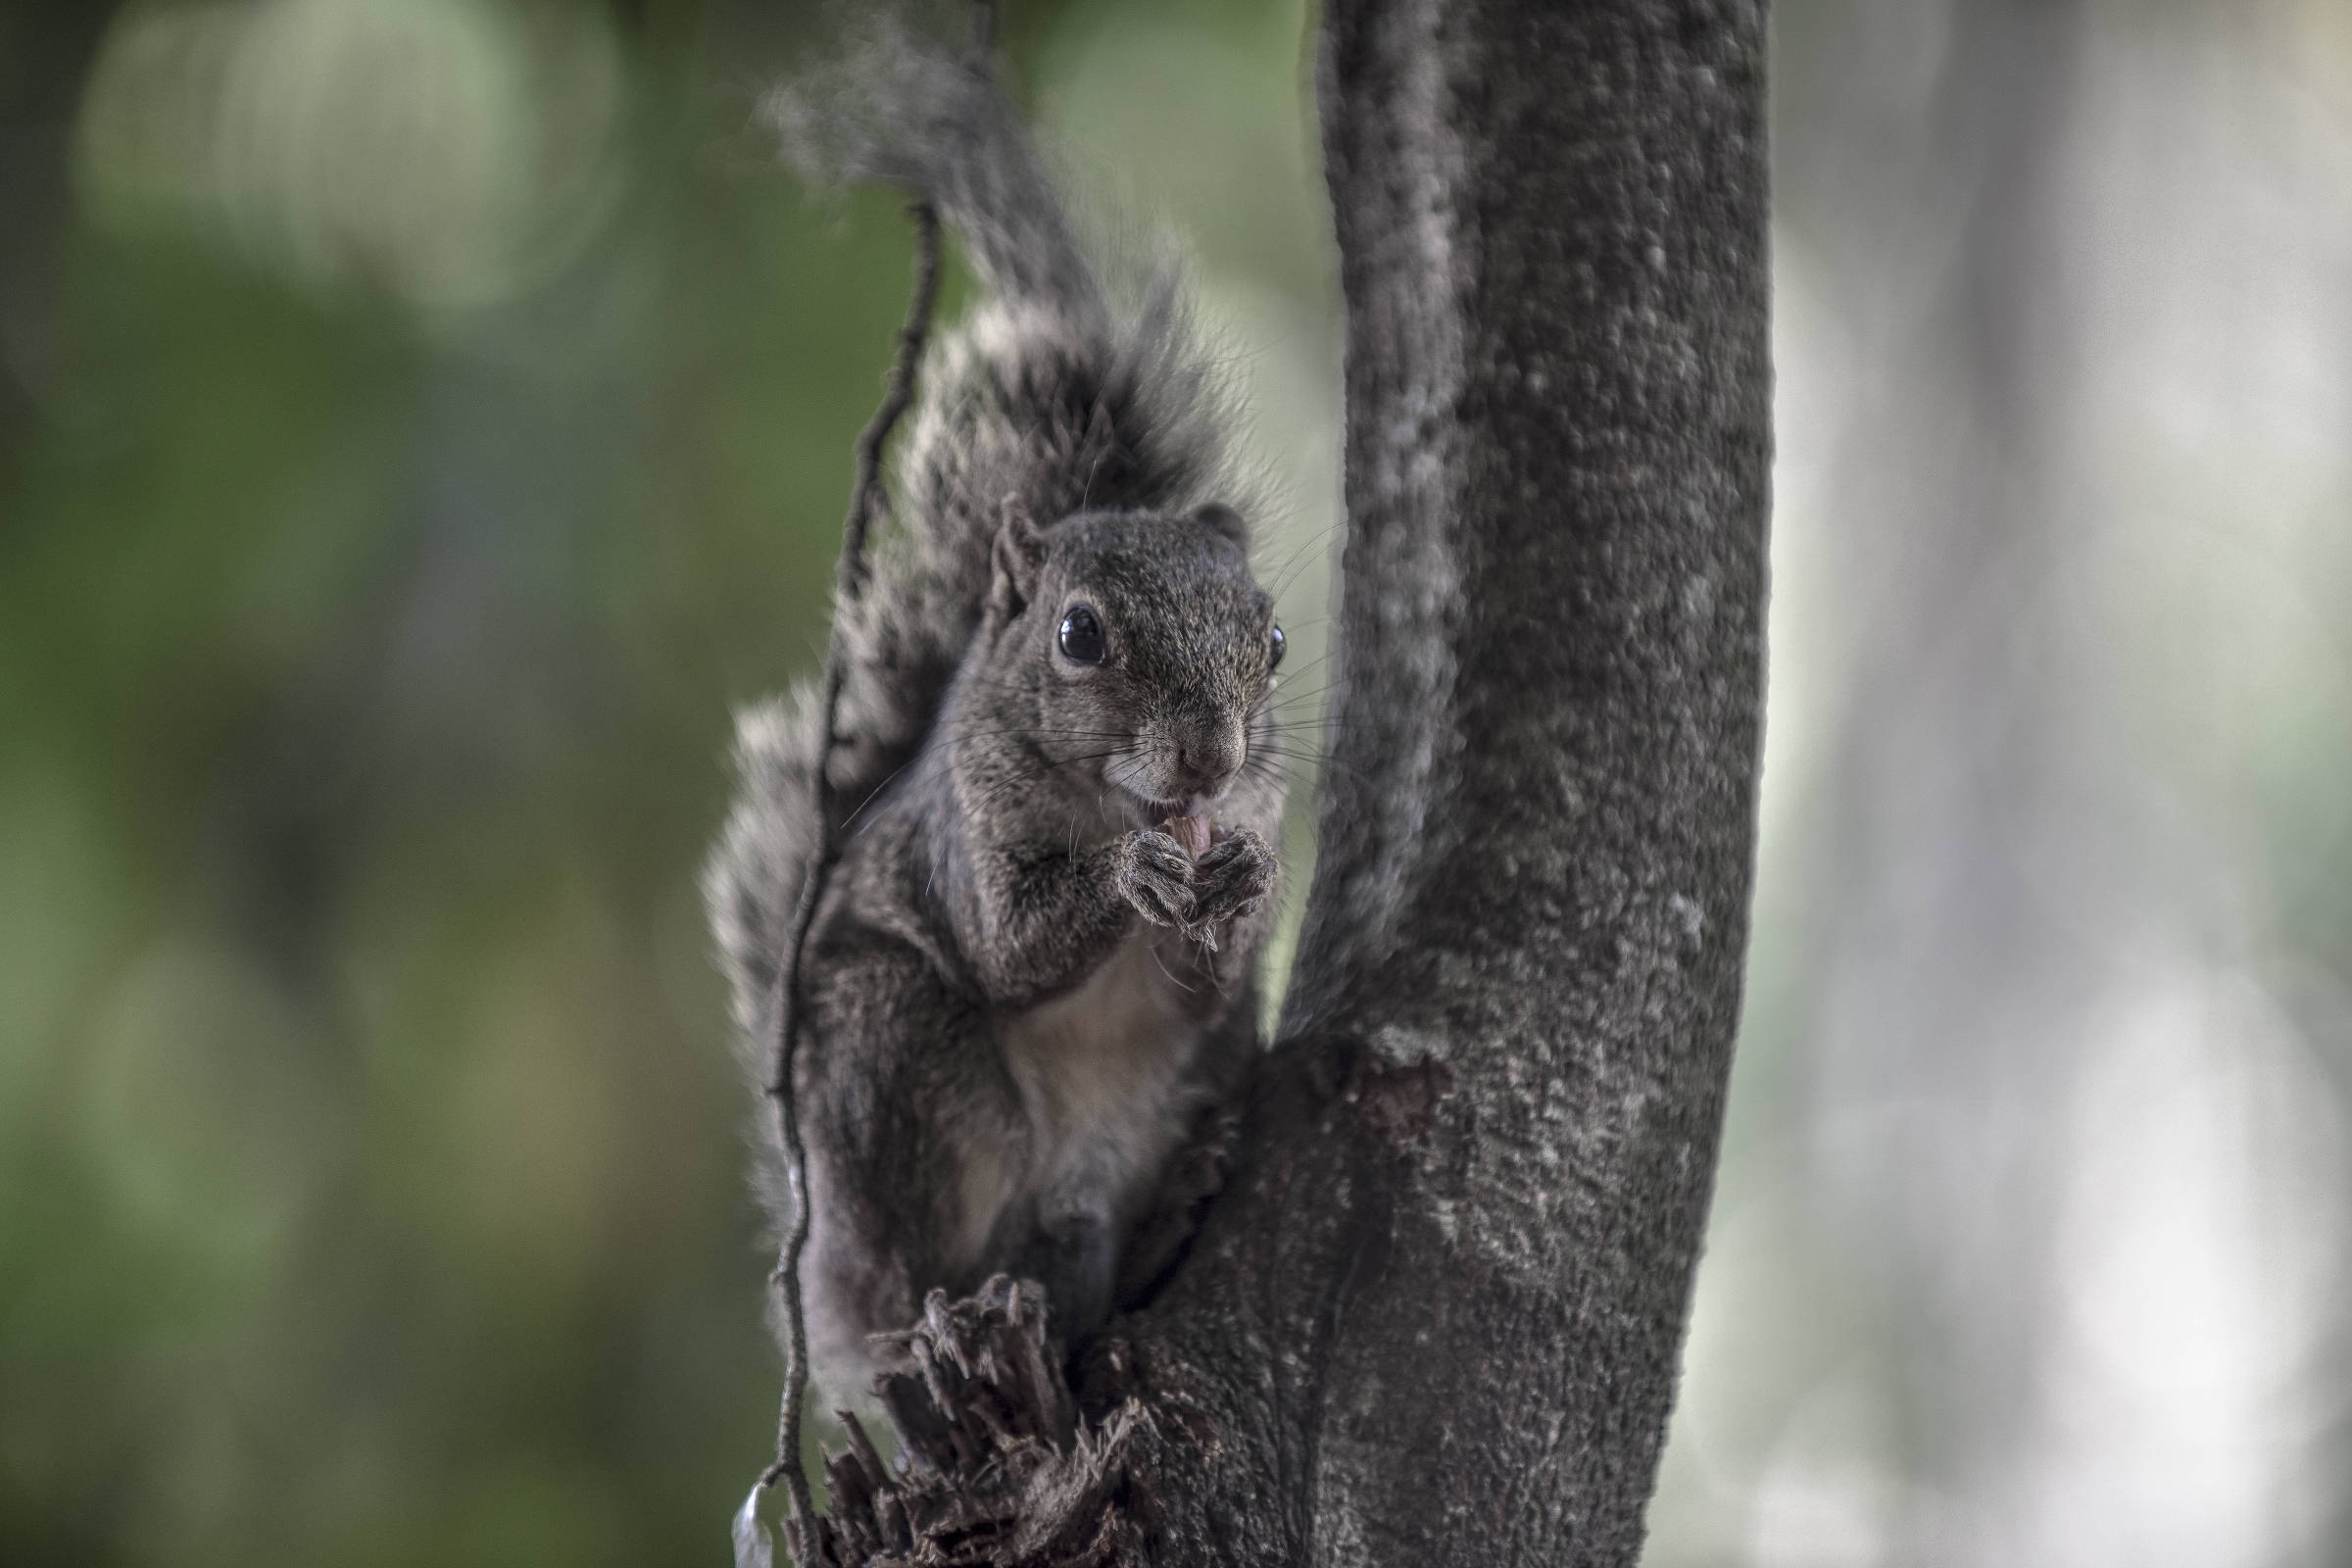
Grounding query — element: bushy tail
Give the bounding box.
[767,19,1102,319]
[706,18,1241,1094]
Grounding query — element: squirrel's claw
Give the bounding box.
[1116,829,1198,928]
[1182,827,1275,945]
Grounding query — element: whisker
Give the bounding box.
[1148,941,1199,996]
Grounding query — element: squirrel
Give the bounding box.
[703,24,1288,1407]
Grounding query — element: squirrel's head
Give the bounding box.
[973,501,1284,824]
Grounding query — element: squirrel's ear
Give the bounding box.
[989,501,1048,618]
[1197,502,1250,549]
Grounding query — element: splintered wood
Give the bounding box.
[808,1276,1147,1567]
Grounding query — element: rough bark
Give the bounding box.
[805,1,1769,1562]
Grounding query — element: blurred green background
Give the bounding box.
[6,2,2352,1565]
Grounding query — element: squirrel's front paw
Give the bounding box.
[1184,828,1275,949]
[1115,830,1197,928]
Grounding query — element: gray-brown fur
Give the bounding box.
[705,25,1287,1408]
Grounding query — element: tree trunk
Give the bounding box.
[808,2,1769,1561]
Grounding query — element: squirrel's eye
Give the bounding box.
[1268,622,1286,670]
[1057,605,1106,664]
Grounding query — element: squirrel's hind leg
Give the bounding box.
[1004,1209,1118,1350]
[1111,1104,1243,1310]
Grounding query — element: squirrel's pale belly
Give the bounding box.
[971,930,1209,1261]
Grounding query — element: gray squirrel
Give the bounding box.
[703,24,1288,1407]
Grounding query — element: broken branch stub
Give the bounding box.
[808,1276,1145,1567]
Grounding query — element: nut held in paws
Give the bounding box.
[1164,815,1216,859]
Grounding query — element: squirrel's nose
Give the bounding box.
[1174,726,1244,797]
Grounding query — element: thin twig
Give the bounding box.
[757,198,943,1565]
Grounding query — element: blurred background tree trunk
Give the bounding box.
[0,1,122,432]
[1804,0,2095,1554]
